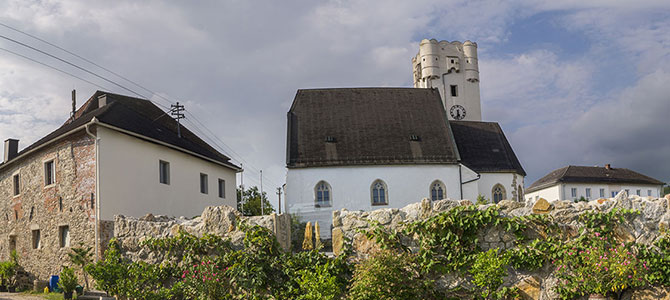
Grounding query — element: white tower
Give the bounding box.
[412,39,481,121]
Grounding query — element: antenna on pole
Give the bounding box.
[240,163,244,214]
[260,170,264,216]
[170,102,185,138]
[276,187,282,214]
[71,89,76,120]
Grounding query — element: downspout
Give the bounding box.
[85,118,100,262]
[459,164,481,199]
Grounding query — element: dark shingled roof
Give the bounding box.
[450,121,526,176]
[286,88,460,167]
[1,91,240,171]
[527,165,664,193]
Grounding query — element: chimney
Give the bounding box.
[4,139,19,163]
[98,94,107,107]
[605,164,611,170]
[71,89,76,119]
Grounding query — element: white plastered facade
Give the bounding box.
[286,164,524,238]
[97,126,237,220]
[525,183,663,202]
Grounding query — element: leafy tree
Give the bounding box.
[237,186,274,216]
[663,185,669,196]
[68,244,93,290]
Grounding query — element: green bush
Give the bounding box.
[469,249,517,299]
[348,250,436,300]
[58,266,78,293]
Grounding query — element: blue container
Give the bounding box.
[49,275,59,292]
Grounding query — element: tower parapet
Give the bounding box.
[412,39,482,121]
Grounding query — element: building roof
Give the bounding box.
[526,165,664,193]
[450,121,526,176]
[286,88,460,168]
[1,91,240,171]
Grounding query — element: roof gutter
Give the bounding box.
[94,122,242,172]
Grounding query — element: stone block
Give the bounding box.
[514,276,541,300]
[369,209,392,225]
[497,199,524,212]
[629,286,670,299]
[532,198,553,214]
[332,228,344,256]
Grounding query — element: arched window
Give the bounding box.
[314,181,331,207]
[430,180,446,201]
[371,180,388,205]
[517,185,523,202]
[492,184,506,203]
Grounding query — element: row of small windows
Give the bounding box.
[314,180,511,207]
[11,159,56,197]
[158,160,226,198]
[8,225,72,253]
[569,187,653,199]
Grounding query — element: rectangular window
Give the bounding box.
[32,230,41,249]
[612,191,617,197]
[586,188,591,198]
[218,179,225,198]
[44,160,55,186]
[625,189,629,194]
[648,190,652,196]
[59,225,70,248]
[200,173,208,194]
[450,85,458,97]
[12,174,19,196]
[159,160,170,185]
[636,189,641,196]
[571,188,577,198]
[600,188,605,198]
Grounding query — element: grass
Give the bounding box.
[21,290,69,299]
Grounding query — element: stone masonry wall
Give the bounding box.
[114,205,291,262]
[0,132,98,281]
[331,192,670,299]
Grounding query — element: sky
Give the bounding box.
[0,0,669,210]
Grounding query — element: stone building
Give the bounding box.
[0,91,240,279]
[525,164,664,202]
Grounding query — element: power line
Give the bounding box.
[0,33,148,99]
[0,21,173,108]
[0,46,109,91]
[0,26,283,188]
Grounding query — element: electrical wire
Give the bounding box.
[0,26,283,188]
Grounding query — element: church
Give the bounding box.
[284,39,525,237]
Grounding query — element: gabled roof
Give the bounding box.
[1,91,240,171]
[450,121,526,176]
[526,165,664,193]
[286,88,460,168]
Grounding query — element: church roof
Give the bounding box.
[526,165,664,193]
[450,121,526,176]
[1,91,240,171]
[286,88,460,168]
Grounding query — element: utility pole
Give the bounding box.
[276,187,282,214]
[239,163,244,214]
[170,102,185,138]
[260,170,264,215]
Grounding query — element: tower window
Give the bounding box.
[59,225,70,248]
[44,160,55,186]
[32,229,41,249]
[450,85,458,97]
[12,174,19,196]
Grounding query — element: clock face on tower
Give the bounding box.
[450,105,466,120]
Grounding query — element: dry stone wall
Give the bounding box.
[332,193,670,299]
[114,205,291,262]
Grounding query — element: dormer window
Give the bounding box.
[409,135,421,141]
[325,136,337,143]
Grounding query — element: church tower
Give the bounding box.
[412,39,481,121]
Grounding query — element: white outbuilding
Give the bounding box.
[525,164,664,202]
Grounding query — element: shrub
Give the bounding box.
[296,262,343,300]
[348,250,436,300]
[58,266,78,294]
[554,232,646,298]
[469,249,517,299]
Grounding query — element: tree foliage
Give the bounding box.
[237,186,274,216]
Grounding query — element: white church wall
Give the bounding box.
[476,172,524,203]
[285,164,461,238]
